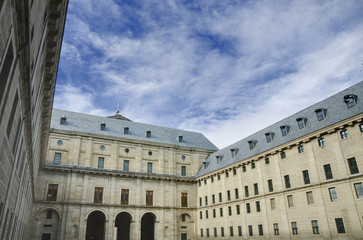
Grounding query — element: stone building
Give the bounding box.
[31,109,218,240]
[30,82,363,240]
[0,0,68,239]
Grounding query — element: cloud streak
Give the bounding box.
[55,0,363,148]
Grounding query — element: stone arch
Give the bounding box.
[115,211,133,240]
[85,210,107,240]
[33,207,61,240]
[114,210,134,222]
[177,212,194,240]
[140,212,157,240]
[139,210,159,222]
[85,208,109,221]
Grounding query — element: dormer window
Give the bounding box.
[100,122,106,131]
[203,161,207,169]
[230,149,235,157]
[296,118,307,129]
[146,130,151,138]
[124,127,129,134]
[178,135,183,142]
[248,140,257,150]
[280,125,289,136]
[60,116,66,125]
[216,156,220,164]
[265,133,274,143]
[315,109,326,121]
[343,94,357,108]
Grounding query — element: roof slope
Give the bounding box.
[196,81,363,177]
[51,109,219,151]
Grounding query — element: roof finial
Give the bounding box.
[116,101,120,114]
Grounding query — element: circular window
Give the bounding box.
[100,145,105,150]
[181,155,185,160]
[148,151,152,156]
[57,140,63,146]
[125,148,129,153]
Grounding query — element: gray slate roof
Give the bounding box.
[51,109,219,151]
[196,81,363,177]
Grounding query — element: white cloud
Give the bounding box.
[55,0,363,148]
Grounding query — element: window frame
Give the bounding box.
[348,157,359,174]
[323,164,333,180]
[47,184,58,201]
[268,179,274,192]
[123,160,129,172]
[291,222,298,235]
[121,189,129,205]
[146,190,153,206]
[181,192,188,207]
[335,218,346,234]
[329,187,338,202]
[94,187,103,203]
[318,138,325,147]
[306,191,314,205]
[354,182,363,199]
[53,152,61,165]
[311,220,320,234]
[302,170,310,184]
[98,157,104,169]
[340,129,348,139]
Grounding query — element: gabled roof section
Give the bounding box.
[51,109,218,151]
[196,81,363,177]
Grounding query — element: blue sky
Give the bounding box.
[55,0,363,149]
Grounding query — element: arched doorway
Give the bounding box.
[115,212,132,240]
[177,213,193,240]
[34,208,61,240]
[86,211,106,240]
[140,212,156,240]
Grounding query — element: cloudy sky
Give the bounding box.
[54,0,363,149]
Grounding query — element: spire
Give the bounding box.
[107,110,132,121]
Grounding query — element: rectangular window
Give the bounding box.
[0,43,14,104]
[348,157,359,174]
[281,126,288,136]
[147,162,153,173]
[265,157,270,164]
[121,189,129,205]
[206,228,209,237]
[256,201,261,212]
[244,186,249,197]
[123,160,129,171]
[200,229,203,237]
[298,145,304,153]
[181,166,186,176]
[228,206,232,216]
[98,157,104,169]
[246,203,251,213]
[329,187,338,202]
[281,151,286,159]
[297,118,305,129]
[251,162,255,169]
[200,211,202,219]
[318,138,325,146]
[284,175,291,188]
[213,209,216,218]
[205,210,208,219]
[226,171,229,177]
[354,183,363,198]
[211,176,214,182]
[219,192,222,202]
[46,210,53,219]
[233,168,237,175]
[6,92,18,137]
[235,226,241,236]
[205,196,208,205]
[47,184,58,201]
[323,164,333,180]
[181,193,188,207]
[242,165,246,172]
[266,133,272,143]
[270,198,276,210]
[199,197,202,206]
[311,220,320,234]
[258,224,263,236]
[273,223,279,236]
[227,190,231,201]
[268,179,273,192]
[287,195,294,208]
[146,191,153,206]
[248,225,253,236]
[306,191,314,205]
[41,234,51,240]
[360,124,363,132]
[236,205,240,215]
[230,226,234,237]
[315,109,325,121]
[212,194,215,204]
[219,208,223,217]
[291,222,298,235]
[254,183,259,195]
[218,175,221,180]
[340,129,348,139]
[53,153,61,165]
[204,179,207,185]
[303,170,310,184]
[214,228,217,237]
[221,227,224,237]
[94,187,103,203]
[235,188,239,199]
[335,218,346,234]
